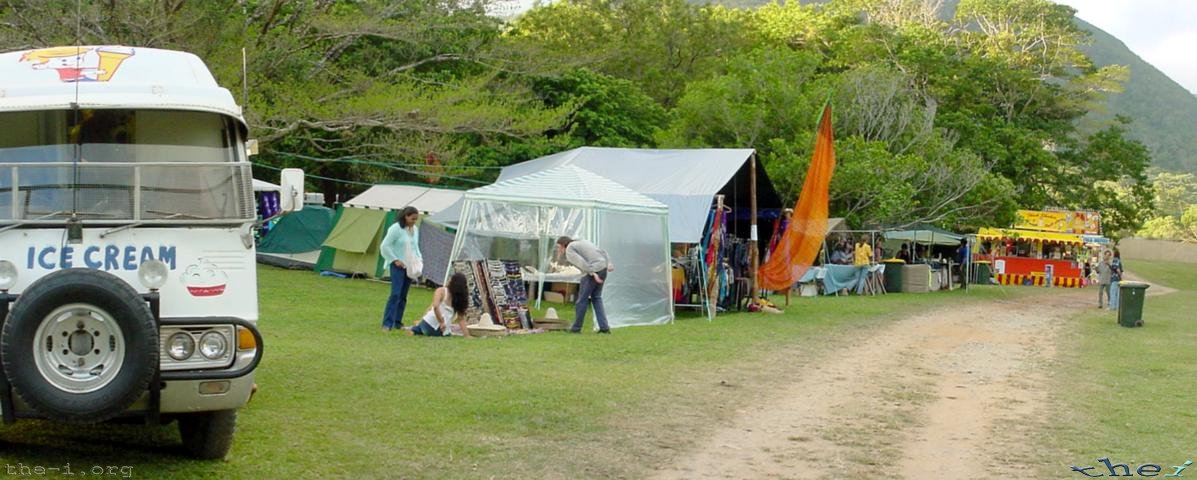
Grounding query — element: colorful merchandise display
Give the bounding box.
[452,260,529,330]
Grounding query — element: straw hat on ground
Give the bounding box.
[467,313,507,336]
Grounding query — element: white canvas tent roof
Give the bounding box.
[827,217,847,232]
[345,184,464,214]
[432,147,780,243]
[884,225,963,246]
[465,165,667,214]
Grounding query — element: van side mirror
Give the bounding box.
[279,168,304,213]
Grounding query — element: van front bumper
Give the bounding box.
[0,293,263,423]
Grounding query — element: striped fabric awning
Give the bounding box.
[977,227,1084,246]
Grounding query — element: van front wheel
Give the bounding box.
[178,409,237,460]
[1,269,158,423]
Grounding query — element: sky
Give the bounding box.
[1052,1,1197,94]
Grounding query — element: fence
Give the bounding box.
[1117,238,1197,264]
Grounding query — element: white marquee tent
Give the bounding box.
[450,165,673,328]
[433,147,783,244]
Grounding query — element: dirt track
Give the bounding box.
[649,284,1113,480]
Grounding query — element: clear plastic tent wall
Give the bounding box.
[448,166,673,328]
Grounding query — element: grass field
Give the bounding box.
[0,266,1036,478]
[1035,260,1197,476]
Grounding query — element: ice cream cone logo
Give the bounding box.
[94,47,134,81]
[19,46,135,82]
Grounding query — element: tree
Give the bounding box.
[1,0,577,198]
[1149,171,1197,218]
[532,68,666,147]
[509,0,755,105]
[1181,205,1197,242]
[1137,216,1184,241]
[1053,118,1153,237]
[660,42,1013,228]
[953,0,1090,77]
[1137,171,1197,241]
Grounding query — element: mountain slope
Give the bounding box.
[1077,18,1197,173]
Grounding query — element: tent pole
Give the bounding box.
[749,153,760,306]
[536,206,545,310]
[446,200,469,286]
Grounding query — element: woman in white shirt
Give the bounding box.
[410,273,470,337]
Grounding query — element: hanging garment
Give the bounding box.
[759,105,837,291]
[718,265,730,303]
[672,265,685,302]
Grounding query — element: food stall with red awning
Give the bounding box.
[976,227,1086,287]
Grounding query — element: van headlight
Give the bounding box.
[199,332,228,360]
[0,260,16,291]
[167,332,195,360]
[137,259,169,290]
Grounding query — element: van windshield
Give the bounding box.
[0,109,253,223]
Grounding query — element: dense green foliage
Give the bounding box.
[1137,171,1197,242]
[0,0,1166,234]
[703,0,1197,178]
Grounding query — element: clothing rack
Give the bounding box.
[672,247,712,320]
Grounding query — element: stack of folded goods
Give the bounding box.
[901,264,932,293]
[535,307,570,331]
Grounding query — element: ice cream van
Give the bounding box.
[0,46,302,459]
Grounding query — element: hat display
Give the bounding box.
[536,307,570,331]
[467,313,507,336]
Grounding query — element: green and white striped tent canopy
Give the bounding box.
[450,165,673,328]
[463,165,668,215]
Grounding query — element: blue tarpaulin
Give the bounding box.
[796,264,884,295]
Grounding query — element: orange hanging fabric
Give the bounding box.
[758,105,837,291]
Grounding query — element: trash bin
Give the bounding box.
[1117,281,1150,327]
[971,261,993,285]
[883,260,906,293]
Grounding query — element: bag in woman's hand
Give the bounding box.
[405,257,423,280]
[404,237,423,280]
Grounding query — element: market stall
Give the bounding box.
[975,209,1102,288]
[976,227,1085,287]
[431,147,785,317]
[448,165,672,329]
[880,224,965,292]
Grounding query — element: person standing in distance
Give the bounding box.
[557,236,614,334]
[853,234,873,294]
[1108,249,1124,309]
[1096,250,1113,309]
[380,206,422,332]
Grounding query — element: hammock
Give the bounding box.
[758,105,837,291]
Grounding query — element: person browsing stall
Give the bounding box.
[956,238,971,288]
[379,206,422,332]
[409,273,471,337]
[853,235,873,294]
[556,236,613,334]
